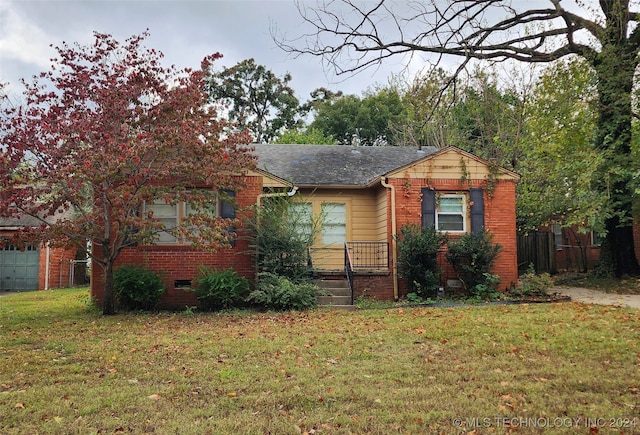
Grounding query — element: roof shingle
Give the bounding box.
[252,144,438,186]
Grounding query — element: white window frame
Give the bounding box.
[289,202,314,243]
[144,193,219,245]
[321,202,347,245]
[436,194,466,233]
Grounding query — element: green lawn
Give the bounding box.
[1,288,639,434]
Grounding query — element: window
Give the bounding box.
[322,203,346,244]
[289,202,314,243]
[144,194,219,244]
[436,195,465,232]
[146,199,179,243]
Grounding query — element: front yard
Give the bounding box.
[1,288,639,434]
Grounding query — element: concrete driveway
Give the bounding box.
[554,286,640,309]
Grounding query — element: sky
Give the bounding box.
[0,0,417,104]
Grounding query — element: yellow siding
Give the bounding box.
[375,186,388,241]
[387,149,516,181]
[294,188,381,243]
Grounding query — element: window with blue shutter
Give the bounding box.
[422,188,484,234]
[220,190,236,247]
[421,188,436,229]
[469,188,484,233]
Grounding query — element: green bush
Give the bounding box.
[517,265,553,297]
[193,267,250,311]
[247,272,321,311]
[245,193,322,283]
[471,273,502,300]
[113,265,165,311]
[445,230,502,297]
[396,224,446,298]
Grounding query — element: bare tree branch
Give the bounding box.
[275,0,637,75]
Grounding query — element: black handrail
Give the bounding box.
[344,243,355,305]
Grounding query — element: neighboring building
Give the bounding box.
[91,144,521,309]
[0,214,81,291]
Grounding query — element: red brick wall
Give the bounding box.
[91,175,262,310]
[353,274,395,300]
[389,177,519,295]
[39,245,78,290]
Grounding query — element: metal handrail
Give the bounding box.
[344,243,355,305]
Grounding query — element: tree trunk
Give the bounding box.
[592,43,640,276]
[102,262,116,315]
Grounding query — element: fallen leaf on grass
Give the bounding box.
[147,394,161,400]
[227,391,237,397]
[14,403,25,409]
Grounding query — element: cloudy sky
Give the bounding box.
[0,0,419,104]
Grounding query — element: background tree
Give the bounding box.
[274,127,336,145]
[0,32,254,315]
[207,58,302,143]
[280,0,640,276]
[447,67,529,171]
[388,68,454,148]
[390,65,530,168]
[309,87,407,145]
[517,58,603,235]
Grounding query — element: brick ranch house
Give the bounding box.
[0,213,81,292]
[91,144,521,309]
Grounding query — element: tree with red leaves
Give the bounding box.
[0,32,254,314]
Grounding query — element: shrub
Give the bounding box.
[113,265,165,311]
[471,273,502,301]
[247,272,321,311]
[445,230,502,296]
[193,267,250,311]
[245,193,322,282]
[517,265,554,297]
[396,224,446,298]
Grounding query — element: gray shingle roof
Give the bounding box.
[252,144,439,186]
[0,207,75,228]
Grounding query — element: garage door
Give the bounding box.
[0,243,40,291]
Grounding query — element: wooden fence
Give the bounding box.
[517,232,556,274]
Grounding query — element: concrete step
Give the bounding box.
[317,295,352,305]
[315,279,353,307]
[315,279,350,290]
[315,280,351,296]
[320,287,351,297]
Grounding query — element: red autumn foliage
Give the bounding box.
[0,31,254,314]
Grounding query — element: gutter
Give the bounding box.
[256,186,298,208]
[381,177,398,300]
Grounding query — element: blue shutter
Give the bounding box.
[220,190,236,246]
[470,188,484,233]
[421,188,436,229]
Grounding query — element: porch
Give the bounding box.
[309,242,393,306]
